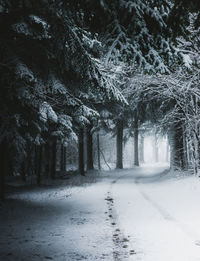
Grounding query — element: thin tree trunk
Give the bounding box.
[26,143,34,178]
[0,140,6,200]
[87,124,94,170]
[169,128,175,170]
[21,161,26,182]
[97,133,101,170]
[63,146,66,172]
[116,119,123,169]
[60,143,64,171]
[154,133,159,162]
[139,134,144,163]
[50,137,57,179]
[100,148,111,170]
[183,127,188,170]
[44,142,50,177]
[170,122,185,170]
[186,135,191,166]
[175,123,185,169]
[34,145,38,177]
[134,113,139,166]
[79,128,85,176]
[60,144,67,172]
[166,142,169,162]
[36,145,43,185]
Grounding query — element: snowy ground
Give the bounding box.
[1,164,200,260]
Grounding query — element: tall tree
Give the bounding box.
[86,124,94,170]
[0,141,7,200]
[134,111,139,166]
[79,128,85,176]
[116,119,124,169]
[36,145,43,185]
[139,133,144,163]
[97,132,101,170]
[50,137,57,179]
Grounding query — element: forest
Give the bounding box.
[0,0,200,199]
[1,1,200,260]
[1,0,200,198]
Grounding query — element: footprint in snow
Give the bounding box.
[195,240,200,246]
[130,250,136,255]
[105,197,113,202]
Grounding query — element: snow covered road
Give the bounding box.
[1,165,200,260]
[112,165,200,261]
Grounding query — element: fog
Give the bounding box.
[143,136,169,163]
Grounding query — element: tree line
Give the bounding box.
[0,0,200,200]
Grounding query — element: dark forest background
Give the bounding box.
[0,0,200,200]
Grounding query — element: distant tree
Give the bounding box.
[116,118,124,169]
[78,128,85,176]
[86,124,94,170]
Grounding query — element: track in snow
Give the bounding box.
[105,176,136,260]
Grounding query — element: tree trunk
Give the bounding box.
[44,142,50,177]
[50,137,57,179]
[87,125,94,170]
[60,144,67,172]
[79,128,85,176]
[97,133,101,170]
[60,143,64,171]
[166,141,169,162]
[21,161,26,182]
[139,134,144,163]
[36,145,43,185]
[63,146,66,172]
[26,143,34,178]
[0,140,6,200]
[116,119,123,169]
[183,128,188,170]
[175,123,185,169]
[169,122,185,170]
[153,133,159,162]
[134,113,139,166]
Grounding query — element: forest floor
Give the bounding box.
[1,164,200,260]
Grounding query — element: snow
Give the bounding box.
[2,164,200,260]
[113,164,200,261]
[29,15,48,29]
[58,115,72,129]
[181,53,193,68]
[0,172,114,260]
[39,102,58,123]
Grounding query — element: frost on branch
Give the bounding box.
[12,14,50,40]
[92,58,128,104]
[75,105,99,119]
[177,13,200,68]
[101,0,179,73]
[29,15,49,30]
[58,115,72,129]
[39,102,58,123]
